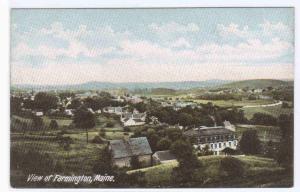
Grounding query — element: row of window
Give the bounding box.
[198,135,236,143]
[209,140,237,149]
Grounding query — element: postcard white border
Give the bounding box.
[1,0,299,192]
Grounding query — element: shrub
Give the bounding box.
[91,135,103,144]
[106,121,115,128]
[239,129,261,155]
[124,127,130,132]
[97,128,105,138]
[49,120,59,129]
[219,157,244,178]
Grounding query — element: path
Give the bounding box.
[242,101,282,108]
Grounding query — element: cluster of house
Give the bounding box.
[103,107,147,127]
[160,100,199,111]
[109,120,238,168]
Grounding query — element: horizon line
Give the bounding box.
[11,78,294,86]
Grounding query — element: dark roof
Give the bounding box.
[153,150,176,161]
[184,127,234,137]
[110,137,152,159]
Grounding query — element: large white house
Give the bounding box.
[184,121,238,155]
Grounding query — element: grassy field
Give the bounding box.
[242,105,293,119]
[192,99,275,107]
[10,113,128,172]
[128,155,292,187]
[235,124,281,142]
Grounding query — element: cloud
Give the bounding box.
[171,38,191,48]
[11,20,294,85]
[12,22,116,60]
[11,60,293,85]
[12,41,115,60]
[259,20,293,41]
[149,22,200,35]
[117,37,292,64]
[217,23,250,38]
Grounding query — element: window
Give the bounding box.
[211,144,213,149]
[229,142,232,147]
[219,143,222,148]
[223,142,226,147]
[234,140,237,146]
[214,143,217,148]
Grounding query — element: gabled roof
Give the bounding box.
[110,137,152,159]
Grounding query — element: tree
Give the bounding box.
[58,136,73,151]
[67,98,82,109]
[91,135,103,144]
[170,139,203,186]
[251,112,277,126]
[34,92,58,112]
[11,96,22,115]
[166,128,183,141]
[93,146,113,174]
[73,107,96,143]
[277,114,293,170]
[219,157,244,178]
[32,116,44,130]
[99,128,106,138]
[106,121,114,128]
[156,138,171,151]
[239,129,261,155]
[49,120,59,129]
[178,113,194,127]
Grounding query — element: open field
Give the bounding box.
[242,105,293,119]
[128,155,292,187]
[235,124,281,142]
[192,99,276,108]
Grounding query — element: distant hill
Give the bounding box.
[12,79,231,91]
[219,79,293,89]
[150,88,177,95]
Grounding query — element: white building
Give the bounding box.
[103,106,123,115]
[120,111,146,127]
[184,121,238,155]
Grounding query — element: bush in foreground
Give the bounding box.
[219,156,245,178]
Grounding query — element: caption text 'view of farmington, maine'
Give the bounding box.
[10,8,294,188]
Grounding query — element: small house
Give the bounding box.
[109,137,152,168]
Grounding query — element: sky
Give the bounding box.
[11,8,294,85]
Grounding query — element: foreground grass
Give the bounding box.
[128,155,291,187]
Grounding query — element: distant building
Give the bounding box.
[152,150,176,165]
[109,137,152,168]
[103,106,123,115]
[35,111,43,117]
[120,111,146,127]
[184,121,238,155]
[125,96,143,104]
[64,109,74,116]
